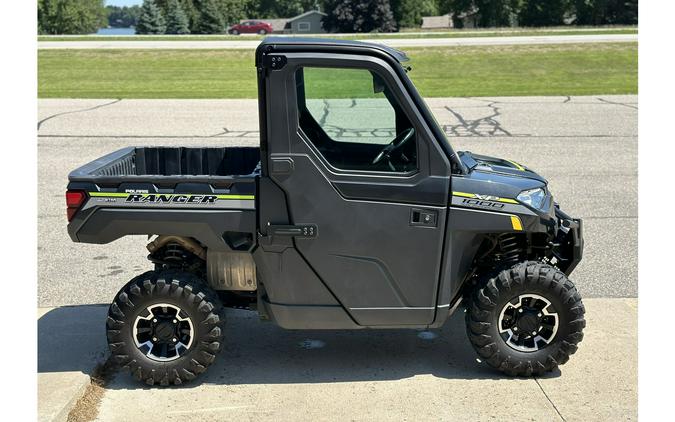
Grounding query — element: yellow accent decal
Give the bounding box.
[506,160,526,171]
[510,216,523,231]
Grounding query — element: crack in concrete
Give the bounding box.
[37,97,636,140]
[443,103,520,137]
[597,97,638,110]
[208,127,231,137]
[582,215,637,220]
[318,99,330,126]
[39,132,260,139]
[468,96,599,105]
[206,127,259,138]
[320,124,396,139]
[38,99,121,130]
[37,133,635,139]
[534,377,566,422]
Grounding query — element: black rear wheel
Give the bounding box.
[466,261,585,376]
[106,271,224,386]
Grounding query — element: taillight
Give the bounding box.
[66,190,86,222]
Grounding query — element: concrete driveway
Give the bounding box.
[38,299,636,421]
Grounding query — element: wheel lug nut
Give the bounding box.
[152,319,157,323]
[152,337,157,341]
[532,331,537,336]
[172,319,177,323]
[513,327,518,331]
[172,338,177,342]
[537,313,542,317]
[518,309,523,313]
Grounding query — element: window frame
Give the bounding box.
[297,22,311,32]
[295,64,421,177]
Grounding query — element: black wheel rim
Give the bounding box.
[498,294,559,352]
[133,303,193,361]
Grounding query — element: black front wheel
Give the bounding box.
[106,271,224,386]
[466,261,585,376]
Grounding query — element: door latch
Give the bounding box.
[410,209,438,227]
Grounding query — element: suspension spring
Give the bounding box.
[163,243,185,263]
[497,234,522,265]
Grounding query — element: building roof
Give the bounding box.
[286,10,327,23]
[244,10,328,32]
[262,18,289,32]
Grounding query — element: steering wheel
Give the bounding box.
[371,127,415,167]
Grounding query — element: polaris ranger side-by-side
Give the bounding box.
[66,38,585,386]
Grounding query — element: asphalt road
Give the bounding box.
[37,33,637,49]
[37,95,637,307]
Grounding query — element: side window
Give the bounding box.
[296,67,418,173]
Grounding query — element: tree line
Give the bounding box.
[133,0,321,34]
[38,0,638,35]
[323,0,638,32]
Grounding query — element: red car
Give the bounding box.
[228,20,273,35]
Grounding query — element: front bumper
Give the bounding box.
[554,207,584,275]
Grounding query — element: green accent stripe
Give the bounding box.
[88,192,128,197]
[452,191,518,204]
[452,191,475,199]
[88,192,254,200]
[505,159,526,171]
[215,194,255,200]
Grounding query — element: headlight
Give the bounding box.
[517,188,546,210]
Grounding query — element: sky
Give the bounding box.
[106,0,142,6]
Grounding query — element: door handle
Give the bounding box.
[268,224,317,238]
[410,209,437,227]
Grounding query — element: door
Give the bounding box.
[264,53,452,326]
[241,21,254,33]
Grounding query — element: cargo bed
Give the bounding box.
[66,146,259,249]
[69,146,261,184]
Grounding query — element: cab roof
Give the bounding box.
[256,37,409,63]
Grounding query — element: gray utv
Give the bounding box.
[66,37,585,385]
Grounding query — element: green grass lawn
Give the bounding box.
[37,26,637,42]
[38,43,637,98]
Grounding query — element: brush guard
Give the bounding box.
[551,206,584,276]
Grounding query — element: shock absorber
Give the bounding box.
[497,234,523,265]
[163,242,186,264]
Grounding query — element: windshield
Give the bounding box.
[397,61,464,173]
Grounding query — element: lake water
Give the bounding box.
[96,27,136,35]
